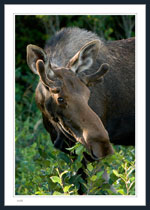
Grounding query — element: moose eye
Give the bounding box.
[57,97,64,103]
[44,85,49,91]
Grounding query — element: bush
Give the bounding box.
[16,117,135,195]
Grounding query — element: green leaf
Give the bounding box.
[35,191,45,195]
[96,171,104,179]
[113,170,120,177]
[113,170,126,182]
[53,191,63,195]
[118,174,127,183]
[90,175,97,181]
[75,145,84,155]
[117,189,126,195]
[130,177,135,182]
[65,142,80,151]
[63,184,73,193]
[87,163,93,172]
[105,189,118,195]
[60,170,68,178]
[50,176,61,184]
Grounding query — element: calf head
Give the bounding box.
[27,40,114,160]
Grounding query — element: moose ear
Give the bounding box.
[67,40,101,74]
[26,44,47,74]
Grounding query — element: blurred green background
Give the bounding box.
[15,15,135,195]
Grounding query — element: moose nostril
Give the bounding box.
[90,148,100,160]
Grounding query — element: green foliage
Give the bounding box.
[15,15,135,195]
[15,114,135,195]
[83,146,135,195]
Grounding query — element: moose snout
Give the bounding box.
[90,139,114,159]
[83,130,114,160]
[81,108,114,159]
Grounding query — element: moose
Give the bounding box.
[26,27,135,161]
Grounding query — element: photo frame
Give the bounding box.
[1,1,149,206]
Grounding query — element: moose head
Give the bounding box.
[27,40,114,160]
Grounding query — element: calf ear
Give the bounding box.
[67,40,101,74]
[26,44,47,74]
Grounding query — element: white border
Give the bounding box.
[5,4,146,206]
